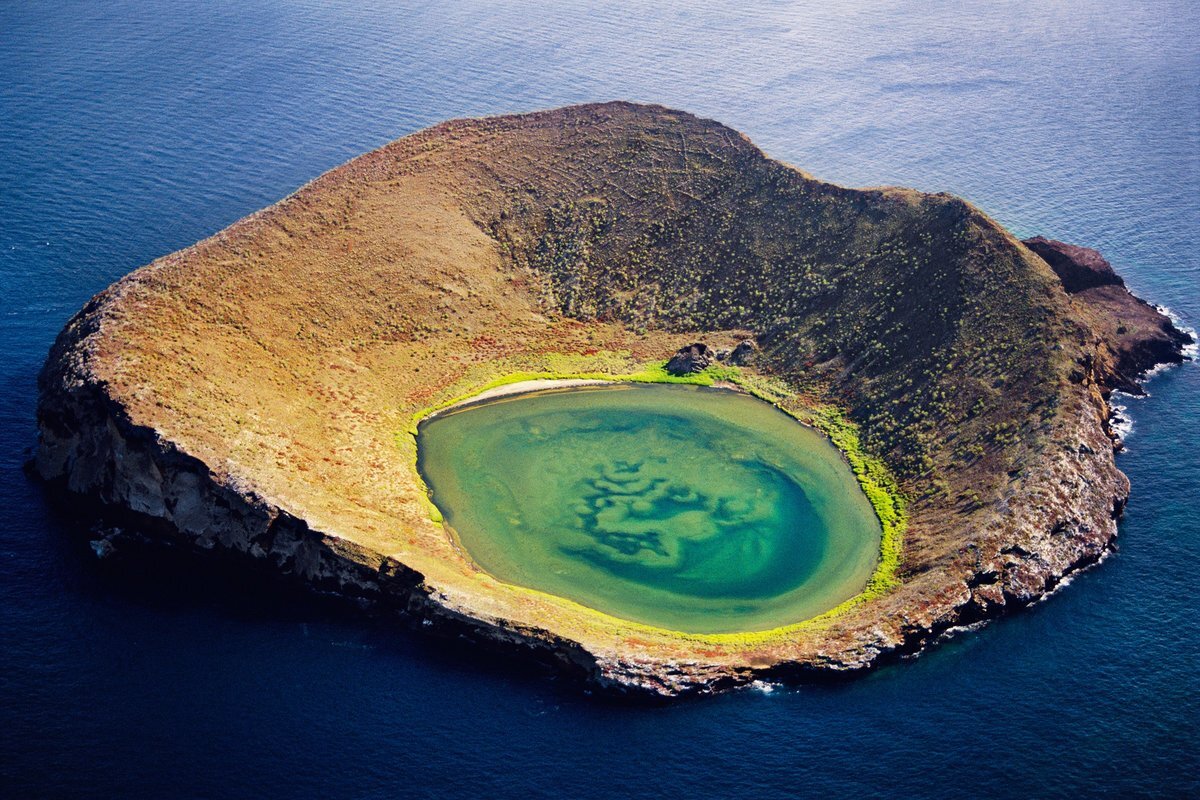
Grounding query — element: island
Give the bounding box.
[33,102,1192,696]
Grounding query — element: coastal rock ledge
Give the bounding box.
[33,103,1192,697]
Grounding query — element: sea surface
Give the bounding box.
[2,1,1197,796]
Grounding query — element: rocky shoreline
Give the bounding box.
[30,104,1194,697]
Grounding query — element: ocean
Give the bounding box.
[2,1,1196,796]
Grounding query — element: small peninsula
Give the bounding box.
[34,103,1192,696]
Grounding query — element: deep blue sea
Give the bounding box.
[2,2,1197,797]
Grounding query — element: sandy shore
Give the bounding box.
[447,376,750,411]
[438,376,752,415]
[447,378,615,409]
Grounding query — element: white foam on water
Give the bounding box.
[934,619,988,645]
[1155,304,1198,362]
[1109,393,1135,441]
[1030,549,1114,607]
[1109,306,1194,445]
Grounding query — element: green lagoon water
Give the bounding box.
[417,383,881,633]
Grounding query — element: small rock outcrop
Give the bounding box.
[727,339,759,366]
[665,342,714,375]
[1024,236,1123,293]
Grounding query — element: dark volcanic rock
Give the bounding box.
[1023,236,1124,293]
[1025,235,1193,394]
[666,342,714,375]
[727,339,759,366]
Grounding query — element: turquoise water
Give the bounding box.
[418,385,880,632]
[2,1,1197,796]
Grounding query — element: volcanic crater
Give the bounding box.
[34,102,1191,696]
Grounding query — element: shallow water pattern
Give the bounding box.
[418,385,879,632]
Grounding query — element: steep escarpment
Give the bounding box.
[32,103,1190,696]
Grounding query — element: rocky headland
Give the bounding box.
[33,103,1192,696]
[1022,236,1193,395]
